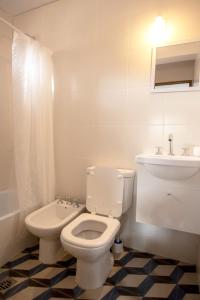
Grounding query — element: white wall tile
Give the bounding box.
[163,92,200,126]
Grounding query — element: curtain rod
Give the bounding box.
[0,15,54,55]
[0,16,35,40]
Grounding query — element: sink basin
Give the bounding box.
[136,154,200,180]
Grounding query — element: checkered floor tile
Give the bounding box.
[0,245,199,300]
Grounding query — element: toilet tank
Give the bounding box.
[86,166,135,218]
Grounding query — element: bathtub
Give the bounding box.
[0,190,39,267]
[0,190,36,267]
[0,190,21,267]
[0,190,19,219]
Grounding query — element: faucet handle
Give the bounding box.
[155,146,163,155]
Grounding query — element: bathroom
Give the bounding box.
[1,0,200,299]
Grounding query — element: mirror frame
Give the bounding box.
[151,39,200,93]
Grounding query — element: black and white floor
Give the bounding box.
[0,245,199,300]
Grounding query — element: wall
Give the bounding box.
[14,0,200,263]
[0,9,13,191]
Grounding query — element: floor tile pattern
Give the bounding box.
[0,245,199,300]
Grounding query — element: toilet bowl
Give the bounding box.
[61,213,120,289]
[25,200,85,264]
[61,166,135,289]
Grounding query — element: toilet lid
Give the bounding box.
[86,167,124,218]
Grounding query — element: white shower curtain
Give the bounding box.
[12,31,55,216]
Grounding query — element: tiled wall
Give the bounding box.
[0,10,13,191]
[14,0,200,263]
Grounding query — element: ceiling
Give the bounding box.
[0,0,58,16]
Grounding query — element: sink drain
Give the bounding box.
[0,278,16,292]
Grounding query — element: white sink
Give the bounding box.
[136,154,200,180]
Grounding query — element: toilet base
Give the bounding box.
[76,251,114,289]
[39,238,64,264]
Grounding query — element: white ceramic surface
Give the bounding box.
[61,213,120,289]
[61,166,134,289]
[86,167,134,217]
[136,154,200,180]
[25,200,85,264]
[0,190,20,267]
[136,154,200,167]
[61,213,120,249]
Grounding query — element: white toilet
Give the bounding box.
[25,200,85,264]
[61,166,134,289]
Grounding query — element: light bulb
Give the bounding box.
[149,16,172,46]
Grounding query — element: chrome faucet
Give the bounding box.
[168,134,174,155]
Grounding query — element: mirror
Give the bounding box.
[151,41,200,92]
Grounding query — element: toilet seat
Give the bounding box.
[61,213,120,249]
